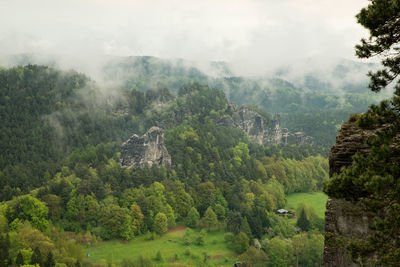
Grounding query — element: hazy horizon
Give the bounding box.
[0,0,371,76]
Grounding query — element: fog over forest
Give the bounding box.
[0,0,370,76]
[3,1,398,267]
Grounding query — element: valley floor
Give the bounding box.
[84,192,328,266]
[286,192,328,218]
[84,228,236,266]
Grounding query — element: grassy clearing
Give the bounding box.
[84,227,236,266]
[286,192,328,219]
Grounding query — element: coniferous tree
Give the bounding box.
[355,0,400,94]
[153,212,168,235]
[213,204,226,221]
[200,207,218,231]
[16,252,24,266]
[226,211,242,234]
[44,251,55,267]
[240,217,252,238]
[296,208,310,232]
[185,207,200,228]
[31,247,42,266]
[0,234,10,267]
[196,229,207,246]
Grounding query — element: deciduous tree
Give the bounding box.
[7,196,49,231]
[153,212,168,235]
[234,232,250,254]
[185,207,200,228]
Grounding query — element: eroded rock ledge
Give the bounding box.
[218,104,314,146]
[120,126,171,168]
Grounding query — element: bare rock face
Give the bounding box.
[324,198,374,267]
[264,114,283,145]
[323,119,376,267]
[218,104,314,146]
[232,106,265,144]
[218,105,267,144]
[329,120,371,177]
[120,126,171,168]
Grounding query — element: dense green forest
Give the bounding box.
[102,56,378,147]
[0,64,330,266]
[3,0,399,266]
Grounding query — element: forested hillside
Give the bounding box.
[3,55,377,148]
[102,56,378,147]
[0,64,329,266]
[3,0,394,265]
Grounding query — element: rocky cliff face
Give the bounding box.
[218,104,313,146]
[120,126,171,168]
[323,120,376,267]
[328,120,372,177]
[218,104,265,144]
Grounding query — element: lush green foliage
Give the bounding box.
[103,56,377,148]
[0,65,146,199]
[185,207,200,228]
[235,231,324,267]
[234,232,250,254]
[0,65,330,200]
[0,65,330,266]
[200,207,218,231]
[153,213,168,235]
[6,195,49,231]
[220,77,377,147]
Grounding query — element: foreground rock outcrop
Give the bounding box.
[120,126,171,168]
[324,198,373,267]
[218,104,313,146]
[323,119,377,267]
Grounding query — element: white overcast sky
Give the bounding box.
[0,0,370,74]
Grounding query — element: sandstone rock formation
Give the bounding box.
[324,198,373,267]
[323,119,376,267]
[218,104,314,146]
[328,120,371,177]
[120,126,171,168]
[218,104,265,144]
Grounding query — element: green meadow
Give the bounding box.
[286,192,328,218]
[84,228,236,266]
[84,192,328,266]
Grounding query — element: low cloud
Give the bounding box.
[0,0,370,76]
